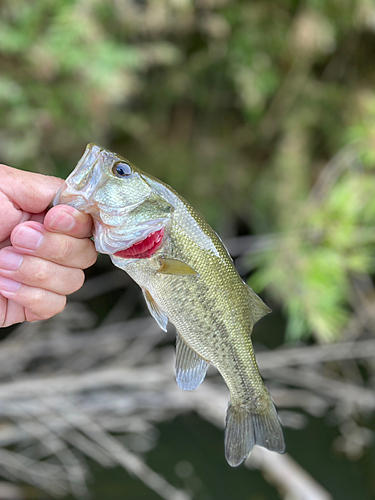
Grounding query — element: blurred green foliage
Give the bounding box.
[1,0,375,342]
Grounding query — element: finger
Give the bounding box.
[0,295,27,327]
[0,248,85,295]
[0,292,44,326]
[44,205,93,238]
[10,222,97,269]
[0,278,66,321]
[0,164,63,214]
[0,194,35,243]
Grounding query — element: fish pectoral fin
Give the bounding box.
[158,257,199,276]
[175,334,208,391]
[142,288,168,331]
[246,285,272,324]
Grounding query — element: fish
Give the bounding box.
[54,143,285,466]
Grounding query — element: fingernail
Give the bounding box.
[0,276,21,292]
[49,210,75,232]
[0,250,23,271]
[13,226,44,251]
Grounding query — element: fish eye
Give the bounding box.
[112,162,132,178]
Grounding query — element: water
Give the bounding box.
[59,412,375,500]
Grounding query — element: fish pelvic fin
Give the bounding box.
[175,334,209,391]
[224,400,285,467]
[246,285,272,324]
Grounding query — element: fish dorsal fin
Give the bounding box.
[142,288,168,331]
[158,257,198,276]
[246,285,271,324]
[175,334,209,391]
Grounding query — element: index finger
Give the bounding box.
[44,205,93,239]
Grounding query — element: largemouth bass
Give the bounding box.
[54,143,285,466]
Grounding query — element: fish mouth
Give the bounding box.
[114,227,165,259]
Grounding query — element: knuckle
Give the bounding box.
[30,287,46,306]
[32,264,51,284]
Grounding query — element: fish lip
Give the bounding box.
[53,185,93,211]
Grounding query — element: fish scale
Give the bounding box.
[54,143,285,466]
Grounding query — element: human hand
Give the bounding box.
[0,164,97,326]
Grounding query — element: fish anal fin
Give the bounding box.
[246,285,272,324]
[175,334,208,391]
[225,400,285,467]
[158,257,198,276]
[142,288,168,331]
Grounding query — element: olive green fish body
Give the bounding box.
[54,144,285,466]
[122,183,264,400]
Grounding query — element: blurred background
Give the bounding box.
[1,0,375,498]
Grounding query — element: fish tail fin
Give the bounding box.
[224,399,285,467]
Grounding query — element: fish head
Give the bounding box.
[54,143,173,259]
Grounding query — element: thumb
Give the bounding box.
[0,164,64,213]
